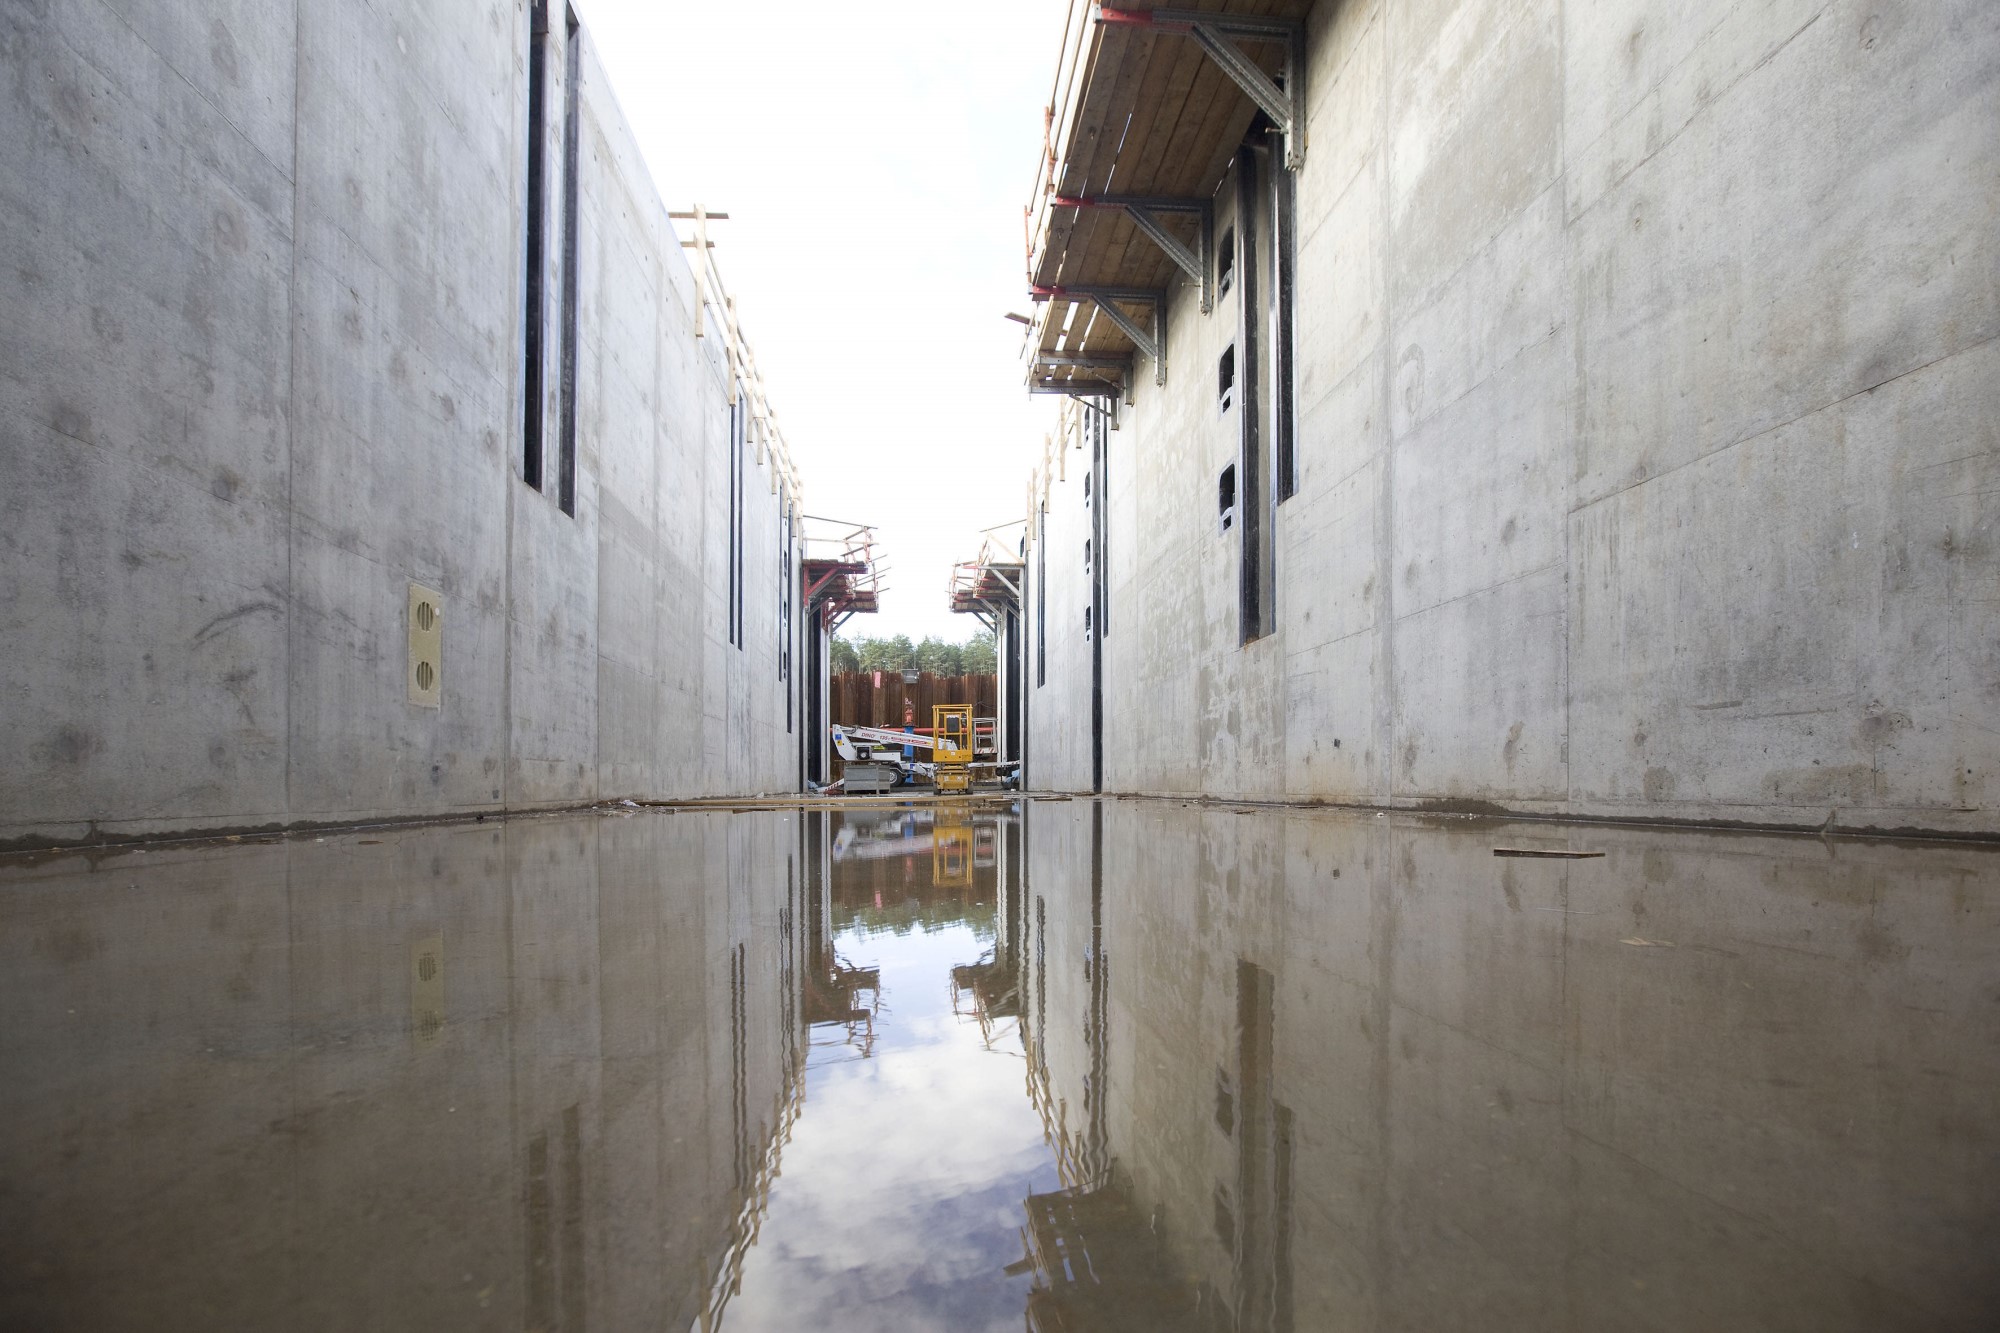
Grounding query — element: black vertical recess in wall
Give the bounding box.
[521,2,549,490]
[727,401,745,648]
[735,411,746,651]
[803,609,824,787]
[781,498,794,734]
[1090,408,1107,793]
[1270,130,1297,504]
[1035,505,1047,688]
[1003,608,1021,766]
[725,402,738,646]
[556,6,581,516]
[1235,146,1270,643]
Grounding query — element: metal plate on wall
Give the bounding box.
[408,583,443,708]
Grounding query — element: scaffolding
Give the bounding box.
[801,516,884,632]
[949,529,1026,634]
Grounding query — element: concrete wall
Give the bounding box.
[0,0,805,846]
[1022,0,2000,835]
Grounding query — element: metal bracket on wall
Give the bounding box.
[1097,6,1308,171]
[1031,285,1168,386]
[1030,352,1131,403]
[1051,196,1214,314]
[1029,383,1125,429]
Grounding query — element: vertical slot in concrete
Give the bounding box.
[522,2,549,491]
[556,5,581,516]
[1269,131,1297,503]
[1235,147,1268,644]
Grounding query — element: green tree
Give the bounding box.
[856,634,915,672]
[831,632,994,675]
[962,633,996,674]
[914,636,963,675]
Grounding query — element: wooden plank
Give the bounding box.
[1100,23,1184,194]
[1089,33,1193,296]
[1059,28,1146,196]
[1121,28,1208,192]
[1032,0,1318,354]
[1036,23,1132,294]
[1068,28,1156,196]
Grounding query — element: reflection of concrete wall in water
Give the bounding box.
[1022,802,1108,1191]
[0,1,805,847]
[0,813,810,1330]
[1019,801,1999,1331]
[1018,0,2000,837]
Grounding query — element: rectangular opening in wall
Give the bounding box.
[778,495,789,682]
[1091,407,1109,641]
[1271,140,1297,503]
[1218,226,1235,298]
[1218,344,1235,415]
[555,4,581,516]
[1083,538,1091,574]
[521,1,548,491]
[1235,144,1272,644]
[1035,506,1046,687]
[1084,605,1093,642]
[734,412,746,651]
[1218,463,1236,534]
[727,400,742,647]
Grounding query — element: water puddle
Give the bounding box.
[1,800,1995,1330]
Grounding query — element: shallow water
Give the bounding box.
[1,799,1996,1330]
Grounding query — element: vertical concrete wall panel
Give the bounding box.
[0,0,298,834]
[1025,0,1999,833]
[1,1,807,842]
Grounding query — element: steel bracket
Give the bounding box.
[1031,284,1168,386]
[1030,381,1122,397]
[1052,195,1215,313]
[1097,6,1307,171]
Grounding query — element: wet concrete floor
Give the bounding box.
[1,798,1996,1330]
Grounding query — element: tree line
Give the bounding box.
[831,633,997,676]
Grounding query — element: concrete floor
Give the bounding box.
[1,799,1994,1330]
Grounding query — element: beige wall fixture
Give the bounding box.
[408,583,443,708]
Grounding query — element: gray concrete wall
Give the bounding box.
[0,0,806,845]
[1022,0,2000,834]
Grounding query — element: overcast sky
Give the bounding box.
[577,0,1067,644]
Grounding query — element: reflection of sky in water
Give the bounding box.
[725,911,1058,1332]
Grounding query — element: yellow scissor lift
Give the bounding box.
[932,704,974,793]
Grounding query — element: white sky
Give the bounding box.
[577,0,1067,644]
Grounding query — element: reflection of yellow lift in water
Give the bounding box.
[932,704,973,793]
[933,805,973,887]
